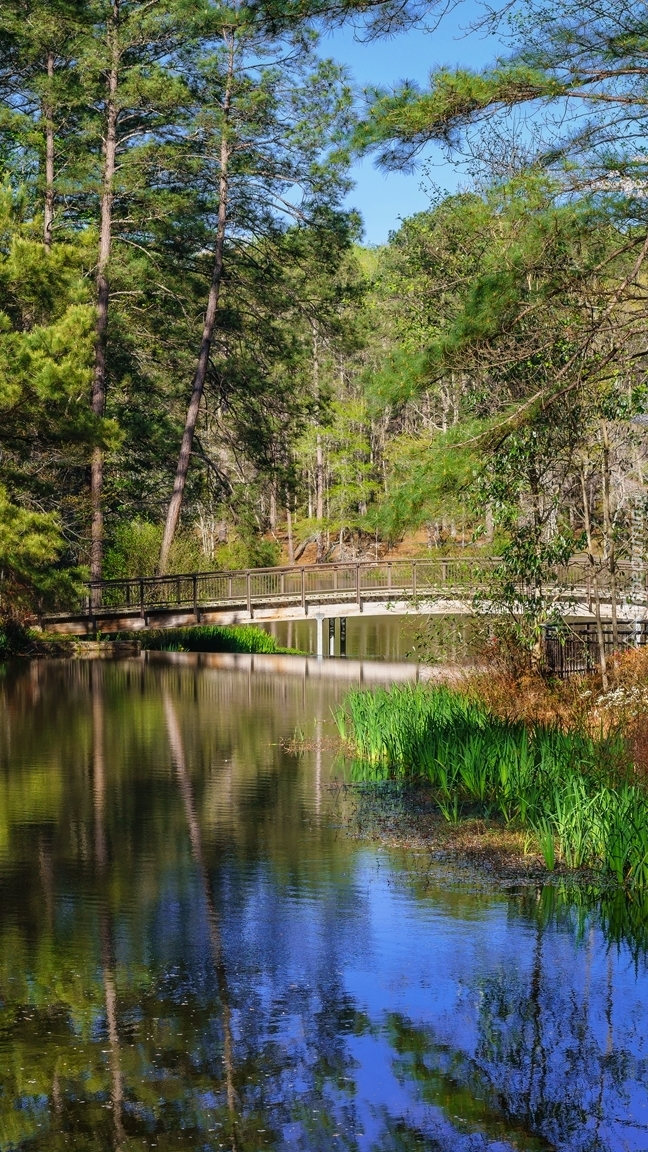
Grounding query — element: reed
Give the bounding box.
[137,624,296,654]
[338,683,648,887]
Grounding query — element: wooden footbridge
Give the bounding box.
[38,556,647,643]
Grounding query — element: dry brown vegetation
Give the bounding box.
[462,647,648,777]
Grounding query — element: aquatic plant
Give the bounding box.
[338,683,648,887]
[137,624,298,655]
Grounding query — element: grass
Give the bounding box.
[336,683,648,888]
[136,624,301,655]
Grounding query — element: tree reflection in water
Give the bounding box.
[163,691,239,1150]
[92,664,126,1150]
[0,660,646,1150]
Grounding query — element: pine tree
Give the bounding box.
[158,12,354,570]
[0,182,114,609]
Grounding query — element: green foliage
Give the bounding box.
[104,520,204,579]
[474,525,579,657]
[0,2,360,596]
[2,0,648,607]
[376,420,486,540]
[0,183,113,607]
[354,0,648,186]
[0,618,36,658]
[339,682,648,886]
[214,530,281,572]
[138,624,296,654]
[103,516,281,578]
[354,67,563,168]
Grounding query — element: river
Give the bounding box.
[0,655,647,1151]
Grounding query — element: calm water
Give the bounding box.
[265,614,478,662]
[1,656,648,1152]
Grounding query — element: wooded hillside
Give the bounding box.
[2,0,648,657]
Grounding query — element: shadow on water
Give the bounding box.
[0,658,647,1150]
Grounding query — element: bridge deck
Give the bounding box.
[38,556,645,636]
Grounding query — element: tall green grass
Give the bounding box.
[337,684,648,887]
[137,624,298,654]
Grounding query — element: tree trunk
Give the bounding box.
[159,33,235,574]
[311,323,326,563]
[601,420,618,647]
[286,492,294,563]
[581,471,608,691]
[91,1,120,599]
[315,432,324,561]
[44,50,55,250]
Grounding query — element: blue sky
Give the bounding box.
[322,5,502,244]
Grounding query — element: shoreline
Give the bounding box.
[334,779,607,889]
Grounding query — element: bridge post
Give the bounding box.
[246,571,252,617]
[356,564,361,610]
[413,561,418,601]
[193,574,198,620]
[139,578,144,619]
[315,614,324,659]
[301,567,306,613]
[328,617,336,657]
[340,617,347,657]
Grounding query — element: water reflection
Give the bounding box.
[92,666,125,1149]
[266,614,479,663]
[164,692,238,1149]
[0,659,647,1150]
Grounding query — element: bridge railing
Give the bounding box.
[80,557,506,618]
[44,554,648,622]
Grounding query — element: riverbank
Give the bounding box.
[2,622,303,659]
[336,653,648,888]
[338,780,587,885]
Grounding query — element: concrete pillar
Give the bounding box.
[315,614,324,659]
[329,617,336,657]
[340,617,347,657]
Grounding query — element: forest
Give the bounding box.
[2,0,648,657]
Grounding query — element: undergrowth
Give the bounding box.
[336,682,648,888]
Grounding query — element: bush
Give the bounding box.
[104,520,205,579]
[215,534,280,571]
[104,519,281,580]
[0,618,34,658]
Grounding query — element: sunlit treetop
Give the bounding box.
[353,0,648,185]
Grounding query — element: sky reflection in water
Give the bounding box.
[0,658,647,1151]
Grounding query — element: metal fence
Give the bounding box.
[543,621,648,676]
